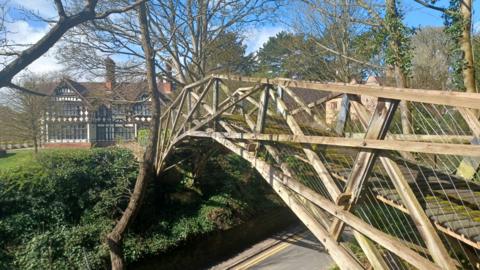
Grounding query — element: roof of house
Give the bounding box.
[36,77,170,106]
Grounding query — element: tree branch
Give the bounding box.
[6,82,46,96]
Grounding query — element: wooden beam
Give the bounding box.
[212,74,480,109]
[210,134,441,270]
[186,131,480,157]
[353,230,390,270]
[268,89,390,269]
[346,133,473,143]
[213,79,220,114]
[378,156,457,269]
[270,89,341,200]
[170,79,214,141]
[255,86,269,133]
[166,89,188,144]
[290,93,343,115]
[335,94,350,136]
[212,79,220,130]
[351,99,457,269]
[280,85,329,131]
[329,99,398,241]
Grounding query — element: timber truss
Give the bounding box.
[155,75,480,269]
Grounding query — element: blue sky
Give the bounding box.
[3,0,480,75]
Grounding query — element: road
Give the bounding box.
[211,226,335,270]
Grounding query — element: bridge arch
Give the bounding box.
[156,75,480,269]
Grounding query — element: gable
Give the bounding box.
[53,85,83,102]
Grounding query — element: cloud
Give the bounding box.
[2,20,62,78]
[244,26,284,53]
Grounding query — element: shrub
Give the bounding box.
[0,148,137,269]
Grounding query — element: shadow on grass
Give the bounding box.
[0,153,16,159]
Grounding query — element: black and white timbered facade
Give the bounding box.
[41,59,170,148]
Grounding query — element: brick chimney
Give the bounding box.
[105,57,116,90]
[158,59,173,94]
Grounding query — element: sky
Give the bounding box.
[2,0,480,78]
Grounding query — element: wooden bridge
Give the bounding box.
[155,75,480,269]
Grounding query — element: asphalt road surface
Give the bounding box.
[212,226,335,270]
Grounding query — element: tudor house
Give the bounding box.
[41,58,171,148]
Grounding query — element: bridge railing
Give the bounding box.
[155,75,480,270]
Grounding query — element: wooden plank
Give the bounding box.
[457,108,480,179]
[213,74,480,109]
[335,94,350,136]
[210,134,441,270]
[186,131,480,157]
[350,100,416,162]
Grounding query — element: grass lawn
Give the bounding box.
[0,150,35,170]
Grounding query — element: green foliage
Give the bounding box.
[205,32,255,75]
[0,145,281,268]
[0,148,137,269]
[443,0,465,89]
[255,32,336,80]
[384,1,413,77]
[137,128,151,147]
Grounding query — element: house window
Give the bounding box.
[96,125,113,142]
[133,94,151,116]
[62,103,82,116]
[133,102,150,116]
[48,123,87,141]
[330,102,337,110]
[114,124,135,141]
[97,106,111,118]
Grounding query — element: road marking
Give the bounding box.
[232,230,309,270]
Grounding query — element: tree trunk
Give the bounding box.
[33,136,38,153]
[395,66,413,134]
[106,3,162,269]
[386,0,413,134]
[460,0,476,93]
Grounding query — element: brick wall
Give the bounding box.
[44,142,92,149]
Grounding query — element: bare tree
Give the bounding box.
[413,0,476,93]
[295,0,381,82]
[149,0,282,84]
[0,0,145,94]
[411,27,452,90]
[58,0,282,86]
[0,72,59,152]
